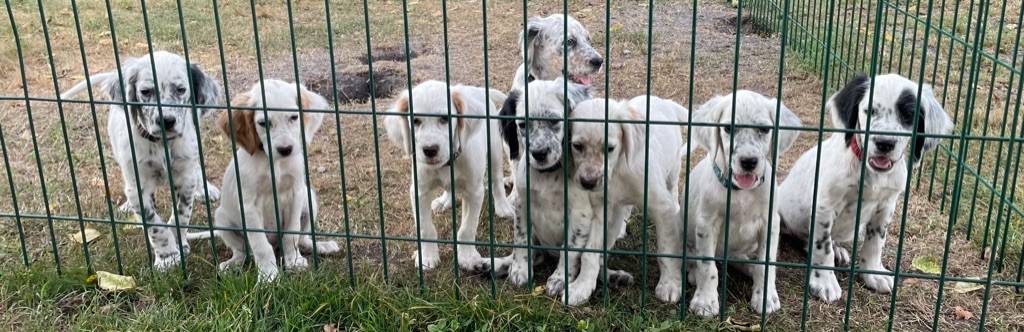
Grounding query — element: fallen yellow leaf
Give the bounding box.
[954,306,973,320]
[952,280,985,294]
[720,316,762,331]
[68,228,103,244]
[531,285,545,297]
[94,271,137,291]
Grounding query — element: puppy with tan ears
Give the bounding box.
[383,80,515,273]
[562,96,690,306]
[684,91,801,316]
[215,79,339,282]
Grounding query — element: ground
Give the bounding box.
[1,0,1023,331]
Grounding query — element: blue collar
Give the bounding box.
[712,162,740,190]
[537,161,562,173]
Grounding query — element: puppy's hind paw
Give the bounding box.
[655,279,682,303]
[431,192,453,215]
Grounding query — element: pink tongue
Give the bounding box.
[734,174,757,188]
[572,75,591,86]
[869,157,893,170]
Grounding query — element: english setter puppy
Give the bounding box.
[60,51,222,269]
[684,91,801,316]
[383,80,515,272]
[510,14,603,91]
[215,79,338,282]
[563,96,689,306]
[495,78,619,290]
[778,74,954,302]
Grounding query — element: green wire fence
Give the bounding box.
[1,0,1022,330]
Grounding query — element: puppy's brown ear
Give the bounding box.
[451,91,466,147]
[299,85,328,142]
[614,102,646,173]
[383,94,413,155]
[223,93,261,154]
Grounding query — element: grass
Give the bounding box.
[2,0,1024,330]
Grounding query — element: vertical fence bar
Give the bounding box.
[360,0,390,283]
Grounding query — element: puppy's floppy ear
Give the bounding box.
[500,89,522,160]
[105,58,143,105]
[612,100,647,174]
[769,99,802,155]
[912,84,954,166]
[188,64,222,109]
[691,95,728,153]
[298,84,329,143]
[829,74,868,145]
[450,90,471,152]
[521,17,545,61]
[383,92,412,155]
[221,93,260,154]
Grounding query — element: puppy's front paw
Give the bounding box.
[605,269,634,289]
[198,183,221,202]
[494,201,515,219]
[655,277,682,303]
[546,274,566,297]
[258,267,279,283]
[860,271,894,293]
[153,253,181,271]
[119,201,133,213]
[750,287,781,315]
[413,249,441,271]
[563,279,596,306]
[285,255,308,271]
[431,193,453,214]
[688,290,720,317]
[834,245,851,266]
[457,251,490,274]
[809,271,843,302]
[508,261,530,287]
[314,240,341,255]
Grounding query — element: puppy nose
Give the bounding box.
[422,144,439,158]
[874,139,896,153]
[531,148,550,161]
[161,116,177,128]
[589,57,603,68]
[740,157,758,171]
[580,177,599,190]
[276,145,293,156]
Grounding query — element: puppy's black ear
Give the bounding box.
[829,74,868,145]
[500,89,522,160]
[105,58,141,104]
[189,64,222,109]
[565,83,591,109]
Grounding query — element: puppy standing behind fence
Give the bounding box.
[778,74,954,303]
[383,80,515,272]
[215,79,339,282]
[59,51,222,270]
[564,96,689,306]
[683,91,801,316]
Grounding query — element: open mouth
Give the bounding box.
[868,156,894,171]
[733,173,759,189]
[569,74,591,86]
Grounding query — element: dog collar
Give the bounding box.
[712,162,764,190]
[537,161,562,173]
[137,124,161,142]
[850,137,863,161]
[442,147,462,167]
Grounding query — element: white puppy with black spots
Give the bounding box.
[215,79,338,282]
[383,80,515,273]
[510,14,603,91]
[778,74,953,303]
[564,96,689,306]
[60,51,222,270]
[684,91,801,316]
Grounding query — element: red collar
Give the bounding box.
[850,137,863,160]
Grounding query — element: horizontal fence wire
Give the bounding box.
[1,0,1023,330]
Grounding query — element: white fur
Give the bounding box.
[59,51,222,270]
[559,96,689,306]
[778,74,954,302]
[383,81,514,272]
[214,79,337,282]
[684,91,801,316]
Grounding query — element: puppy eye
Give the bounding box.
[758,127,771,134]
[140,89,152,97]
[517,122,527,130]
[176,87,187,95]
[607,145,616,152]
[572,142,584,151]
[413,118,422,126]
[567,38,577,48]
[439,117,449,125]
[290,115,299,122]
[256,120,267,127]
[722,126,731,134]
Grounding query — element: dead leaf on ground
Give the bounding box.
[720,317,762,331]
[954,306,974,320]
[323,324,338,332]
[952,279,985,294]
[68,228,103,244]
[89,271,137,292]
[911,255,942,275]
